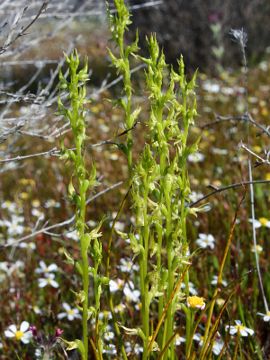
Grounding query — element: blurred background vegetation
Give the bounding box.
[1,1,270,358]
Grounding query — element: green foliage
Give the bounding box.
[59,50,105,359]
[107,0,140,172]
[130,35,198,360]
[59,1,199,358]
[56,2,263,360]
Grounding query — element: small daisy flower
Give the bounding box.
[212,338,224,356]
[196,233,215,249]
[123,281,140,303]
[35,348,42,358]
[0,261,9,272]
[5,219,24,236]
[189,191,203,203]
[175,334,186,346]
[202,80,220,93]
[1,200,17,213]
[212,148,228,155]
[181,281,198,295]
[249,217,270,229]
[38,273,59,288]
[134,343,143,354]
[109,279,124,293]
[44,199,60,208]
[251,244,263,254]
[33,306,42,315]
[193,333,224,355]
[257,311,270,322]
[4,260,24,276]
[211,275,228,287]
[104,326,115,341]
[98,310,113,321]
[187,296,205,310]
[188,152,205,163]
[65,229,79,241]
[125,341,132,353]
[103,344,117,355]
[18,242,36,250]
[35,261,58,276]
[216,298,225,307]
[114,303,126,313]
[5,321,32,344]
[32,199,41,208]
[57,303,81,321]
[193,333,204,346]
[118,258,139,273]
[225,320,254,337]
[31,208,45,220]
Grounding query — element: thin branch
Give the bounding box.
[0,1,49,55]
[201,112,270,138]
[240,142,270,166]
[0,147,59,163]
[18,1,163,21]
[189,180,270,208]
[231,27,269,313]
[0,59,58,66]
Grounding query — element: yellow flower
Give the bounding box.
[216,298,225,307]
[252,145,262,153]
[187,296,205,310]
[15,330,24,341]
[19,178,35,186]
[20,192,29,200]
[259,217,270,227]
[251,244,263,254]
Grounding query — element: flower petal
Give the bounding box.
[48,264,58,272]
[8,324,17,333]
[39,261,46,269]
[5,330,15,338]
[57,312,66,320]
[63,303,71,311]
[246,328,254,336]
[50,279,59,288]
[21,331,32,344]
[20,321,29,332]
[38,279,47,288]
[240,329,248,336]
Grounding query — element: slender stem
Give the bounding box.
[232,333,240,360]
[200,194,245,359]
[189,180,270,208]
[105,188,129,359]
[248,161,269,312]
[232,28,269,313]
[142,189,150,359]
[78,160,89,359]
[185,308,192,357]
[156,221,164,346]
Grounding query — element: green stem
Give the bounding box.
[164,208,174,360]
[233,333,240,360]
[79,186,89,359]
[156,222,164,347]
[185,308,193,357]
[200,196,244,359]
[141,186,150,360]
